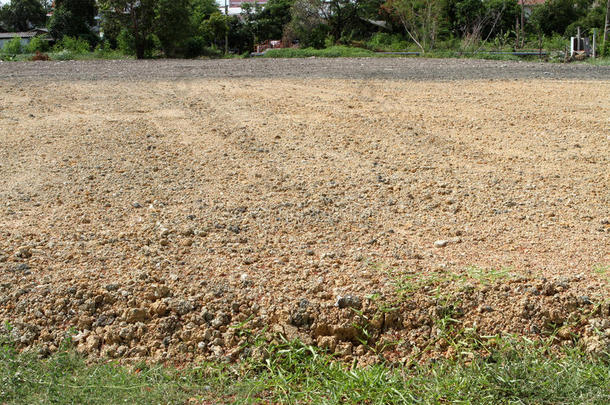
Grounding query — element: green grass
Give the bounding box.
[586,57,610,65]
[1,334,608,404]
[261,45,376,58]
[0,50,133,62]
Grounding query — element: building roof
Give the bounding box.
[0,29,48,39]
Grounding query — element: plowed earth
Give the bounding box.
[0,59,608,365]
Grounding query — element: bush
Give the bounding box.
[543,33,568,51]
[51,49,75,60]
[53,36,90,54]
[262,45,375,58]
[366,32,410,51]
[26,36,49,53]
[117,29,136,55]
[183,36,207,58]
[2,36,22,55]
[601,41,610,58]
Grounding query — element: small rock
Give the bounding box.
[84,335,100,352]
[12,263,30,272]
[14,246,32,258]
[124,308,149,323]
[434,240,448,248]
[335,342,353,356]
[336,295,362,309]
[150,301,168,316]
[317,336,337,352]
[170,299,194,316]
[556,326,572,340]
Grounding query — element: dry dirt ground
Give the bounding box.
[0,59,609,365]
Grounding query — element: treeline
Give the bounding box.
[1,0,609,58]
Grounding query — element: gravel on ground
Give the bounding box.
[0,59,608,365]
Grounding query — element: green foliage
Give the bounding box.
[92,40,126,58]
[382,0,443,52]
[287,0,330,48]
[565,3,606,37]
[48,0,98,43]
[602,41,610,57]
[200,11,231,50]
[100,0,157,59]
[116,29,136,55]
[529,0,589,36]
[2,36,23,54]
[183,35,218,57]
[26,35,49,53]
[366,32,410,51]
[190,0,218,28]
[543,33,569,50]
[249,0,294,42]
[53,36,91,54]
[262,45,376,57]
[1,333,609,404]
[155,0,192,57]
[0,0,46,32]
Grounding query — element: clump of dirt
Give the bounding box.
[31,51,49,62]
[0,73,608,364]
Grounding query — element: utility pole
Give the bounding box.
[225,0,229,55]
[593,28,597,58]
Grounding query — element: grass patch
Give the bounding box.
[586,57,610,66]
[0,51,133,62]
[1,333,608,404]
[261,46,376,58]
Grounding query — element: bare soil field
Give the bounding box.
[0,59,608,365]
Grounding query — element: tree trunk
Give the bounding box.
[604,0,610,45]
[520,0,525,48]
[135,40,145,59]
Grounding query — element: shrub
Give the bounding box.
[601,41,610,58]
[117,29,136,55]
[183,36,207,58]
[262,46,375,58]
[2,36,22,55]
[53,36,90,54]
[366,32,410,51]
[52,49,75,60]
[543,33,568,51]
[26,36,49,53]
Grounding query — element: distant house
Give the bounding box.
[0,28,49,49]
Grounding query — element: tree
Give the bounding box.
[288,0,330,48]
[383,0,442,52]
[201,11,230,49]
[48,0,97,42]
[0,0,46,32]
[190,0,219,29]
[529,0,585,36]
[100,0,156,59]
[155,0,191,57]
[445,0,516,48]
[251,0,294,41]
